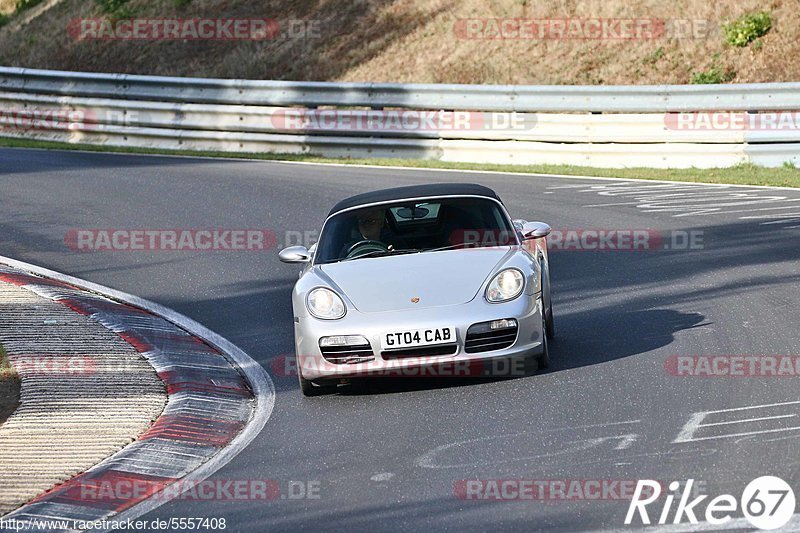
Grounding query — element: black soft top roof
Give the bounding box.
[327,183,502,217]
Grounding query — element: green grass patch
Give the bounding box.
[0,343,14,379]
[14,0,43,13]
[0,0,43,26]
[643,47,664,65]
[0,342,20,426]
[1,136,799,188]
[93,0,133,18]
[691,67,736,84]
[723,11,772,47]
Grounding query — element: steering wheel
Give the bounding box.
[345,239,390,259]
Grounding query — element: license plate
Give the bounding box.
[381,327,455,351]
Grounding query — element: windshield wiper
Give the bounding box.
[425,242,513,253]
[424,243,468,253]
[338,248,423,262]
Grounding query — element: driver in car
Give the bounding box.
[339,208,402,258]
[357,209,390,241]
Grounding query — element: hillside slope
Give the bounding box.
[0,0,796,84]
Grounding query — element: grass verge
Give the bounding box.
[1,136,800,188]
[0,342,20,427]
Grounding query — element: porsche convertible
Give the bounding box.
[279,183,554,395]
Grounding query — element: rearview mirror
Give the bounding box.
[279,245,311,263]
[521,221,552,240]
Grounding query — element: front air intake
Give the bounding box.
[319,344,375,365]
[464,319,518,353]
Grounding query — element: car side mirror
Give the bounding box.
[279,245,311,263]
[511,219,527,231]
[521,221,552,240]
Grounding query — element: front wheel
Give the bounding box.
[537,298,551,369]
[545,298,555,340]
[541,257,555,340]
[297,362,335,397]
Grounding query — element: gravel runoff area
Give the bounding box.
[0,279,166,515]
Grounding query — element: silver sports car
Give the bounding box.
[279,183,554,396]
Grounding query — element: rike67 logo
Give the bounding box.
[625,477,796,530]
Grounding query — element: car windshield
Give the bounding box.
[314,197,517,264]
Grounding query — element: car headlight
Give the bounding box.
[307,287,346,319]
[485,268,524,303]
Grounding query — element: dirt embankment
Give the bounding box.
[0,0,794,84]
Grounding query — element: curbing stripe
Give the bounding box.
[0,257,274,532]
[0,277,165,518]
[2,268,239,524]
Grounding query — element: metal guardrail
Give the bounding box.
[2,66,800,112]
[1,66,799,168]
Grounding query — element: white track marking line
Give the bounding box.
[674,413,709,444]
[698,202,800,216]
[562,178,800,218]
[6,145,800,191]
[761,217,800,224]
[594,188,738,197]
[584,192,762,207]
[742,213,800,219]
[416,420,641,469]
[585,195,800,211]
[674,401,800,444]
[675,426,800,443]
[699,414,796,427]
[583,201,645,207]
[694,400,800,413]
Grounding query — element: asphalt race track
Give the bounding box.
[3,147,800,531]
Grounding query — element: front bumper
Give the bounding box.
[294,293,544,381]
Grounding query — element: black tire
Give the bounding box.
[541,257,555,340]
[298,365,334,397]
[537,299,551,369]
[545,299,555,340]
